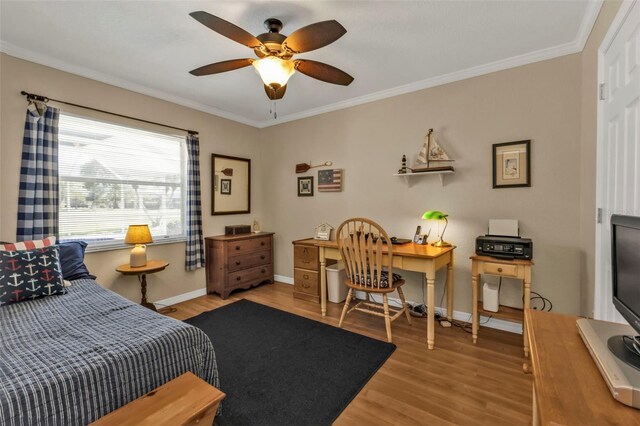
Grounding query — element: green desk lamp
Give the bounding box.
[422,210,452,247]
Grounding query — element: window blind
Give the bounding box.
[58,113,186,248]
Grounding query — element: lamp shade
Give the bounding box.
[252,57,296,89]
[124,224,153,245]
[422,210,448,220]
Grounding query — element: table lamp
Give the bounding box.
[421,210,452,247]
[124,224,153,267]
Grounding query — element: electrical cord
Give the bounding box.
[526,291,553,311]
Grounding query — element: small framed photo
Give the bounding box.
[298,176,314,197]
[314,223,333,240]
[220,179,232,195]
[493,140,531,188]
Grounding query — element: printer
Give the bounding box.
[475,219,533,260]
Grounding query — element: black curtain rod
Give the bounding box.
[20,91,198,135]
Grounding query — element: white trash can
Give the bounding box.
[326,262,349,303]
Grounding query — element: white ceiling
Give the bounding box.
[0,1,601,128]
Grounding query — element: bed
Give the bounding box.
[0,278,219,426]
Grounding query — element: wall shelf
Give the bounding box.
[393,170,455,186]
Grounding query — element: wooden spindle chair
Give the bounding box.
[336,218,412,342]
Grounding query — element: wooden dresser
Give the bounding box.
[292,239,335,303]
[205,232,274,299]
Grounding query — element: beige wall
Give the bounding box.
[0,54,262,303]
[260,54,583,315]
[579,1,622,317]
[0,2,622,316]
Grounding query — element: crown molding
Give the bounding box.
[255,39,583,127]
[0,41,261,128]
[575,0,605,51]
[1,1,603,129]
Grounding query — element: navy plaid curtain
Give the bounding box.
[185,133,205,270]
[17,103,60,241]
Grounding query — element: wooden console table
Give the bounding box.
[304,238,455,350]
[525,310,639,425]
[470,255,532,356]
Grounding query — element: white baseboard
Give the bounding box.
[155,288,207,307]
[274,274,294,285]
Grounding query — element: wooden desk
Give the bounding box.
[300,238,455,350]
[116,260,169,311]
[470,255,533,356]
[525,310,639,425]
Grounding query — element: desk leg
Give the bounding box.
[320,247,327,317]
[447,253,454,322]
[426,266,436,350]
[471,261,479,344]
[523,266,532,357]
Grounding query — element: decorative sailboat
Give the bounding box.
[412,129,455,173]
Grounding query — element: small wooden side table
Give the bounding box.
[470,255,533,357]
[116,260,169,311]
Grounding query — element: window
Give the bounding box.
[58,113,186,250]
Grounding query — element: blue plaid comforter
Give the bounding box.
[0,279,219,425]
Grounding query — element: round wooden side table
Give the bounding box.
[116,260,169,311]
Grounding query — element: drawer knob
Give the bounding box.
[302,282,310,288]
[261,255,265,260]
[303,274,309,279]
[236,276,241,281]
[261,268,266,273]
[261,241,266,246]
[235,246,240,251]
[235,261,241,266]
[497,267,503,272]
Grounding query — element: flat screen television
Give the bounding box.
[610,214,640,369]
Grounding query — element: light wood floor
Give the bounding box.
[167,282,533,425]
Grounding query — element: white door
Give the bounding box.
[595,0,640,322]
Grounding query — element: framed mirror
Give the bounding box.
[212,154,251,215]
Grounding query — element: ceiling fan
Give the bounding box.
[188,11,354,101]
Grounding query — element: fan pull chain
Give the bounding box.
[274,100,277,119]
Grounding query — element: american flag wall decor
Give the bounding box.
[318,169,343,192]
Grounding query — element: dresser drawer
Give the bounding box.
[294,245,318,270]
[228,250,271,272]
[294,269,319,296]
[228,264,273,288]
[483,262,518,277]
[228,236,271,255]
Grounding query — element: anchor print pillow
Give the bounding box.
[0,245,66,306]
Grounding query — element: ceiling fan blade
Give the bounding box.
[264,84,287,100]
[282,20,346,54]
[190,11,263,49]
[295,60,354,86]
[189,59,254,76]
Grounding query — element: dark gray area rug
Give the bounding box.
[185,299,396,426]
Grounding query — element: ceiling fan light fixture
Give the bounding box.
[252,56,296,89]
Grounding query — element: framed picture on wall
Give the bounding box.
[298,176,314,197]
[220,179,232,195]
[212,153,250,215]
[492,140,531,188]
